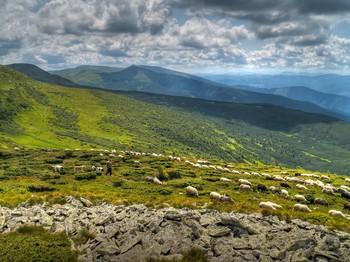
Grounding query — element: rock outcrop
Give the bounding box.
[1,197,350,261]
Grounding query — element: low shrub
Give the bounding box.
[74,173,96,181]
[146,247,208,262]
[28,185,56,192]
[168,171,182,179]
[0,225,78,262]
[40,174,61,181]
[112,181,124,187]
[44,158,63,164]
[71,228,96,246]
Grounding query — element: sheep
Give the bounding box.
[231,170,241,175]
[329,210,346,218]
[273,175,285,181]
[341,191,350,200]
[261,173,271,179]
[186,186,198,197]
[337,187,349,194]
[343,202,350,211]
[74,165,86,173]
[269,186,281,194]
[314,198,329,206]
[220,194,234,203]
[321,175,330,180]
[251,172,260,176]
[322,187,335,195]
[280,182,291,188]
[259,202,276,210]
[281,189,289,198]
[134,160,141,166]
[345,178,350,183]
[220,177,232,182]
[240,184,253,192]
[294,194,307,202]
[210,192,221,201]
[340,185,350,191]
[266,201,283,209]
[296,184,308,190]
[92,166,104,174]
[293,203,311,213]
[52,165,64,173]
[153,177,162,185]
[257,184,268,192]
[109,154,116,158]
[145,176,154,182]
[238,179,251,186]
[280,171,289,175]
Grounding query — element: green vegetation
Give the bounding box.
[1,65,350,173]
[0,225,78,262]
[1,149,350,233]
[147,247,209,262]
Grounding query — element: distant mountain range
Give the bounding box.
[199,73,350,98]
[5,63,350,122]
[2,64,350,174]
[48,64,349,122]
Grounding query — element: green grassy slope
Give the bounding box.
[1,65,350,174]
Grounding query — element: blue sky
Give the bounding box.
[1,0,350,74]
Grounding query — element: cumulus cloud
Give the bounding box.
[0,0,349,73]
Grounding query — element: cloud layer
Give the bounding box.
[1,0,349,73]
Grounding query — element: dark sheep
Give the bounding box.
[257,184,268,192]
[343,202,350,211]
[265,176,274,181]
[314,198,329,206]
[280,182,291,188]
[294,173,301,176]
[341,191,350,200]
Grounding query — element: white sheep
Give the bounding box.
[281,189,289,198]
[294,194,307,202]
[273,175,285,181]
[296,184,308,190]
[134,160,141,165]
[240,184,253,192]
[74,165,86,173]
[293,203,311,213]
[153,177,162,185]
[321,175,330,180]
[269,186,280,194]
[322,187,335,195]
[52,165,64,173]
[345,178,350,183]
[266,201,283,209]
[186,186,198,197]
[340,185,350,191]
[109,154,116,158]
[220,177,232,182]
[92,166,104,173]
[259,202,276,210]
[329,210,346,218]
[238,179,251,186]
[210,192,221,200]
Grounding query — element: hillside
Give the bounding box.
[1,65,350,173]
[6,63,80,88]
[50,65,349,122]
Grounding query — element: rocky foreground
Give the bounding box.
[1,197,350,262]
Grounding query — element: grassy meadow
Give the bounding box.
[1,148,350,233]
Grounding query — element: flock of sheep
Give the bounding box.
[51,148,350,220]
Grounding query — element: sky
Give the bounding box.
[1,0,350,74]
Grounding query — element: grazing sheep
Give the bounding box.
[259,202,276,210]
[269,186,281,194]
[210,191,221,201]
[294,172,301,176]
[74,165,86,173]
[266,201,283,209]
[314,198,329,206]
[257,184,268,192]
[153,177,162,185]
[220,194,234,203]
[261,173,271,178]
[329,210,346,218]
[145,176,154,182]
[273,175,285,181]
[238,179,251,186]
[294,194,307,202]
[220,177,232,182]
[341,191,350,200]
[134,160,141,165]
[337,187,349,194]
[343,202,350,211]
[186,186,199,197]
[231,170,241,174]
[281,189,289,198]
[340,185,350,191]
[52,165,64,173]
[293,203,311,213]
[109,154,116,158]
[345,178,350,183]
[251,172,260,176]
[296,184,308,190]
[280,171,289,175]
[92,166,104,174]
[322,187,335,195]
[240,184,253,192]
[280,182,291,188]
[321,175,330,180]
